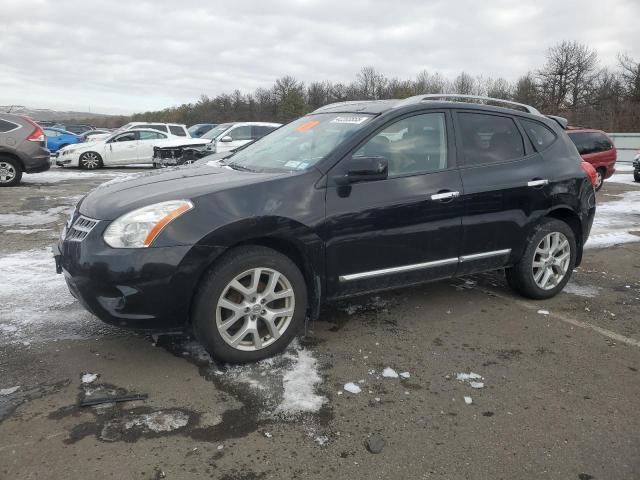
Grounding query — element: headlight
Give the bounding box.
[103,200,193,248]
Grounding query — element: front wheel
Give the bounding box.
[192,246,308,363]
[79,152,103,169]
[506,218,576,300]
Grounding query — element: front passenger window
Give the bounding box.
[354,113,448,177]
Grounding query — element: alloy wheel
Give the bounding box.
[215,268,295,351]
[0,161,17,183]
[531,232,571,290]
[81,153,100,169]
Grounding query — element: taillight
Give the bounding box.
[21,116,45,142]
[581,161,597,188]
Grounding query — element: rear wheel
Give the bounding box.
[594,167,605,191]
[79,152,102,169]
[192,246,307,363]
[506,218,576,299]
[0,156,22,187]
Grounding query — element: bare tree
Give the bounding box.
[356,66,388,100]
[618,53,640,102]
[451,72,475,95]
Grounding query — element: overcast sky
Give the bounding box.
[1,0,639,115]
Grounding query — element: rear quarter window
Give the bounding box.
[519,119,557,151]
[0,119,19,133]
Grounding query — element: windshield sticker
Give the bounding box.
[330,116,369,124]
[296,120,320,132]
[284,160,301,168]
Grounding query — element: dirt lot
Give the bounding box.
[1,167,639,480]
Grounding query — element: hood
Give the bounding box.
[78,164,285,220]
[158,138,212,149]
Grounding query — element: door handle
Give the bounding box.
[527,179,549,187]
[431,191,460,201]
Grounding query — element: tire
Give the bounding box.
[79,152,103,169]
[505,218,576,300]
[0,156,23,187]
[594,167,605,191]
[634,170,640,183]
[192,246,308,363]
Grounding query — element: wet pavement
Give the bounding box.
[0,167,639,479]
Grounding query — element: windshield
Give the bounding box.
[201,124,234,140]
[227,113,373,172]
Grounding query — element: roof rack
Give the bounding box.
[392,94,542,116]
[312,100,378,113]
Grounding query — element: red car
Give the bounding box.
[566,128,616,191]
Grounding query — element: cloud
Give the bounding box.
[1,0,638,114]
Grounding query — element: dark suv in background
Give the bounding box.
[0,113,50,186]
[567,128,616,191]
[56,95,596,363]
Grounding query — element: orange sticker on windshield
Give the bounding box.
[296,120,320,132]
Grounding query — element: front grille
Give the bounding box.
[66,215,98,242]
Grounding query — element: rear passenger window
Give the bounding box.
[354,113,448,177]
[520,119,556,150]
[458,113,525,165]
[169,125,186,136]
[568,132,613,155]
[0,120,19,133]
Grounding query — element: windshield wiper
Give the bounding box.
[227,162,257,172]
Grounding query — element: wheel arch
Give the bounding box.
[545,207,584,266]
[0,150,25,171]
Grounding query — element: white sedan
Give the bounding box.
[56,129,209,169]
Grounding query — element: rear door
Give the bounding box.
[454,111,552,274]
[325,111,464,298]
[136,130,169,163]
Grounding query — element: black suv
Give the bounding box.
[55,95,596,363]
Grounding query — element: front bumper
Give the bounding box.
[56,151,80,167]
[55,216,224,331]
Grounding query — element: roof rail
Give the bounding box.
[312,100,376,113]
[392,94,542,116]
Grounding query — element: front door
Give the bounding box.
[218,125,253,152]
[324,111,464,298]
[106,131,139,165]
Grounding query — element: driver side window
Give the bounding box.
[114,132,137,142]
[228,126,252,141]
[354,113,448,177]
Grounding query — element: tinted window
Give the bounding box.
[169,125,186,136]
[520,119,556,150]
[114,132,137,142]
[458,113,525,165]
[228,126,252,141]
[253,125,277,139]
[568,132,613,155]
[0,120,19,133]
[354,113,448,177]
[138,130,166,140]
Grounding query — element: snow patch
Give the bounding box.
[0,206,70,227]
[276,347,326,414]
[4,228,52,234]
[563,282,601,298]
[82,373,98,384]
[399,371,410,379]
[124,410,189,433]
[587,190,640,248]
[456,372,482,381]
[464,396,473,405]
[343,382,361,394]
[537,309,550,315]
[382,367,399,378]
[21,168,128,184]
[0,386,20,396]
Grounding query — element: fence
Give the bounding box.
[609,133,640,166]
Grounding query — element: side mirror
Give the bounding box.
[337,156,388,185]
[219,135,233,143]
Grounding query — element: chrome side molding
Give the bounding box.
[339,249,512,282]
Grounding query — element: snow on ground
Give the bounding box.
[3,228,52,235]
[179,339,326,417]
[587,190,640,248]
[0,249,118,345]
[343,382,361,394]
[563,281,601,298]
[0,206,70,227]
[21,168,139,184]
[608,172,638,187]
[123,410,190,433]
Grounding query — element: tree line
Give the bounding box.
[92,41,640,132]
